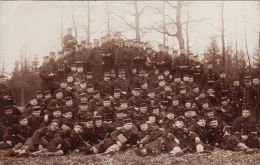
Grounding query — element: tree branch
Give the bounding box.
[166,1,177,9]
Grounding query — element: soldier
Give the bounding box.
[215,71,230,98]
[112,69,131,96]
[172,49,190,78]
[92,116,112,144]
[97,72,112,98]
[27,106,43,131]
[88,90,103,115]
[134,120,165,157]
[190,55,204,86]
[215,97,235,125]
[61,107,74,130]
[230,79,243,117]
[241,76,257,118]
[39,56,57,95]
[63,28,78,51]
[97,97,114,124]
[203,62,218,88]
[154,44,172,72]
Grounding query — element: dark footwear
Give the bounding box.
[175,151,184,157]
[134,148,147,157]
[17,150,29,157]
[4,149,17,157]
[245,148,258,154]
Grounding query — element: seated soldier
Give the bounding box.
[134,120,164,157]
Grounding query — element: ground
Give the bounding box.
[0,149,259,165]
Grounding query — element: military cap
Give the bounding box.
[172,96,179,100]
[86,116,93,122]
[165,46,169,49]
[87,42,92,45]
[63,107,73,113]
[54,89,63,94]
[192,84,199,89]
[103,96,111,101]
[147,89,155,94]
[120,99,128,104]
[133,88,141,91]
[180,85,186,90]
[93,90,100,94]
[139,120,147,126]
[196,115,206,121]
[244,75,251,82]
[124,118,132,124]
[74,122,84,127]
[175,116,185,122]
[87,72,93,75]
[43,56,49,59]
[32,106,41,111]
[220,70,226,74]
[52,106,62,112]
[151,105,159,110]
[36,90,43,94]
[79,102,88,106]
[44,90,51,95]
[65,96,73,101]
[116,109,124,114]
[158,43,163,47]
[174,74,181,78]
[221,96,228,101]
[118,69,126,75]
[87,84,94,88]
[80,80,86,84]
[104,72,110,77]
[114,88,121,93]
[140,102,147,107]
[3,105,13,111]
[185,99,193,103]
[51,119,61,126]
[94,115,102,121]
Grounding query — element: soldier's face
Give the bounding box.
[202,103,209,109]
[175,121,184,128]
[180,89,186,94]
[104,76,110,81]
[148,92,155,98]
[148,116,156,124]
[74,125,83,134]
[114,92,120,98]
[210,120,218,128]
[158,75,164,80]
[53,111,62,117]
[5,109,13,115]
[185,103,192,109]
[121,103,128,109]
[94,42,99,47]
[185,111,196,118]
[110,72,116,78]
[103,101,111,107]
[119,74,125,79]
[233,81,239,86]
[242,110,251,118]
[207,64,213,70]
[124,123,133,131]
[164,71,170,76]
[197,119,206,127]
[93,93,100,99]
[86,121,93,128]
[140,107,147,113]
[159,81,165,87]
[77,67,83,73]
[86,75,93,79]
[80,83,87,89]
[95,120,102,127]
[207,89,213,94]
[152,109,159,115]
[60,82,67,88]
[66,100,73,106]
[87,87,94,93]
[183,76,189,82]
[167,113,175,120]
[193,87,199,93]
[67,77,74,83]
[253,78,259,85]
[32,111,41,117]
[221,100,228,106]
[30,99,38,105]
[56,92,63,99]
[174,78,181,83]
[71,67,77,71]
[172,100,179,106]
[141,83,148,89]
[189,77,194,83]
[45,94,52,99]
[63,112,73,119]
[116,113,125,119]
[154,70,159,75]
[165,86,172,91]
[220,73,226,79]
[37,94,43,99]
[140,124,148,131]
[20,119,28,126]
[50,122,59,131]
[207,112,214,118]
[131,69,137,74]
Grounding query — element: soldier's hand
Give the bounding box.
[44,115,49,122]
[174,138,180,144]
[56,144,61,149]
[221,108,227,113]
[195,137,201,143]
[241,135,248,141]
[139,144,143,148]
[6,140,12,146]
[116,141,122,147]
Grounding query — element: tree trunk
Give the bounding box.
[221,1,226,69]
[106,2,111,35]
[176,1,185,50]
[87,1,90,43]
[186,2,190,55]
[163,2,166,47]
[134,1,141,41]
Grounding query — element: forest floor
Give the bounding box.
[0,148,260,165]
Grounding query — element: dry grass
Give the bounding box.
[0,149,259,165]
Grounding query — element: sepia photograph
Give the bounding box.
[0,0,260,164]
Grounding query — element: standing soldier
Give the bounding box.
[39,56,57,95]
[63,28,78,51]
[190,55,204,87]
[203,62,218,88]
[90,39,104,83]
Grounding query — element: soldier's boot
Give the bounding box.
[244,148,258,154]
[0,142,9,149]
[170,146,183,157]
[134,148,147,157]
[196,144,204,153]
[4,149,19,157]
[17,149,29,157]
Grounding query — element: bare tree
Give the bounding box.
[114,1,150,41]
[185,2,190,55]
[221,0,226,69]
[106,2,111,36]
